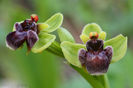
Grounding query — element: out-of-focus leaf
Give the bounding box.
[61,41,85,67]
[80,23,106,43]
[108,50,133,88]
[104,34,127,63]
[59,74,91,88]
[32,33,56,53]
[42,13,63,33]
[57,27,75,43]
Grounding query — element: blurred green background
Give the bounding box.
[0,0,133,88]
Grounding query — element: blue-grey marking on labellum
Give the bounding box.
[79,32,113,75]
[6,14,39,51]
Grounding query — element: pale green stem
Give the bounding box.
[47,41,64,57]
[103,74,110,88]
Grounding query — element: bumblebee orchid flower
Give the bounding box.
[79,32,113,75]
[6,13,63,53]
[59,23,127,75]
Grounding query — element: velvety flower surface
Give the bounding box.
[79,32,113,75]
[6,13,63,53]
[60,23,127,75]
[6,15,39,51]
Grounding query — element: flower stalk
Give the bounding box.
[46,41,64,57]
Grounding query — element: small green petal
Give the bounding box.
[32,33,56,53]
[80,23,103,43]
[37,23,49,31]
[80,34,90,44]
[61,41,86,67]
[82,23,102,34]
[104,34,127,63]
[42,13,63,33]
[57,27,75,43]
[99,31,106,40]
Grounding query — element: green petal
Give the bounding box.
[99,31,106,40]
[57,27,75,43]
[104,34,127,63]
[80,23,106,43]
[61,41,86,67]
[80,34,90,44]
[42,13,63,33]
[32,33,56,53]
[37,23,49,31]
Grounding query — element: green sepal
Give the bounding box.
[32,33,56,53]
[42,13,63,33]
[104,34,127,63]
[80,23,106,43]
[57,27,75,43]
[61,41,86,68]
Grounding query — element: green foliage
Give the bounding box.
[61,41,85,67]
[57,27,75,43]
[104,34,127,63]
[108,50,133,88]
[32,33,56,53]
[42,13,63,33]
[32,13,63,53]
[1,49,59,88]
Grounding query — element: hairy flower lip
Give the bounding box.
[6,16,39,51]
[79,39,113,75]
[6,31,27,50]
[26,30,39,51]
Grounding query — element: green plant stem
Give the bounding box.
[46,41,64,57]
[47,41,110,88]
[103,74,110,88]
[71,64,104,88]
[95,74,110,88]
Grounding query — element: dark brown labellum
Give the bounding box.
[26,30,38,51]
[6,31,27,50]
[79,39,113,75]
[6,15,39,51]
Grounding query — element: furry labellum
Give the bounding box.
[79,32,113,75]
[6,15,39,51]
